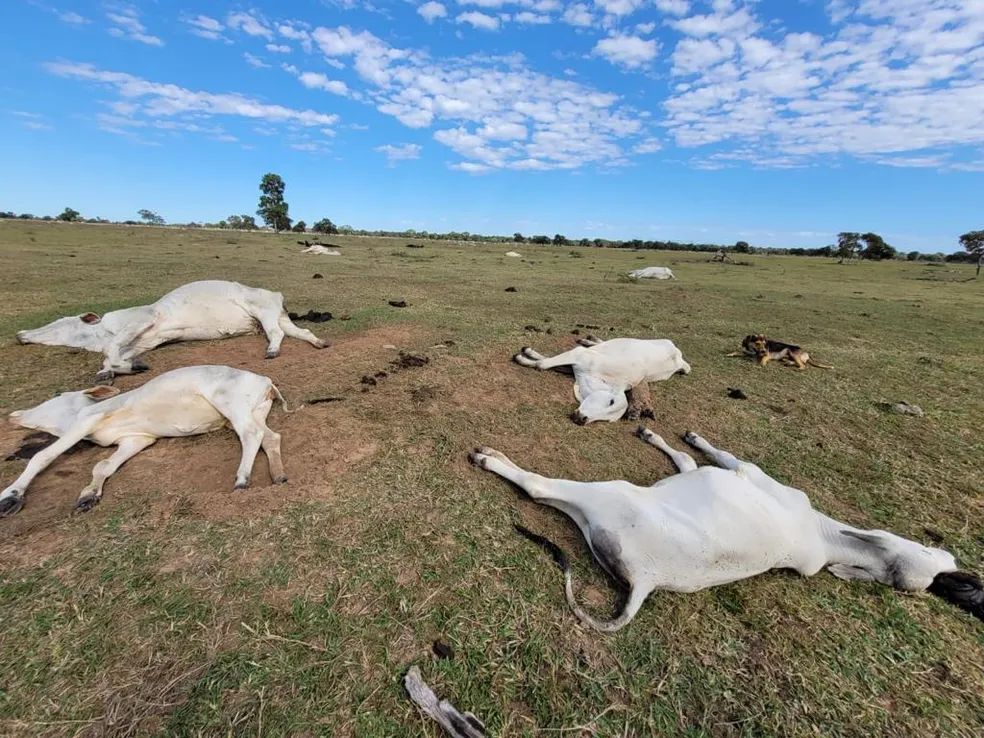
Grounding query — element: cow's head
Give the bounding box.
[16,312,107,352]
[8,385,121,436]
[827,528,958,592]
[572,384,628,425]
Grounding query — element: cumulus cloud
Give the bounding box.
[662,0,984,168]
[296,70,350,96]
[243,53,269,68]
[267,43,292,53]
[514,11,551,24]
[418,2,448,23]
[656,0,690,15]
[227,11,274,40]
[562,3,594,27]
[456,11,501,30]
[106,6,163,46]
[593,34,659,69]
[278,24,314,53]
[293,26,647,171]
[375,142,422,164]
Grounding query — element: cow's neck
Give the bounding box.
[813,512,885,571]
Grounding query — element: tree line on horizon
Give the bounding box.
[2,171,982,271]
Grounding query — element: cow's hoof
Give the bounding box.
[73,496,99,513]
[315,341,329,350]
[683,431,699,445]
[0,495,24,517]
[635,425,650,438]
[94,371,115,384]
[273,475,288,485]
[468,449,487,468]
[265,351,279,360]
[233,480,249,491]
[15,332,29,345]
[131,360,149,373]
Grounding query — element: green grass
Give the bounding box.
[1,221,983,737]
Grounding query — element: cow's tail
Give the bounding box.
[270,383,294,414]
[513,525,641,633]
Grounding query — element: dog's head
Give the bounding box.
[741,334,768,355]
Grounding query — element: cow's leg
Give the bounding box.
[0,418,103,516]
[278,314,327,350]
[515,346,584,371]
[74,435,157,512]
[252,402,287,484]
[97,320,157,381]
[683,432,743,470]
[576,335,602,347]
[624,382,654,421]
[252,309,288,359]
[636,427,697,473]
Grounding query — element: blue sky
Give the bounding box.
[2,1,982,251]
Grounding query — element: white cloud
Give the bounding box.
[106,6,163,46]
[184,14,229,41]
[23,120,54,131]
[594,0,646,18]
[593,34,659,69]
[562,3,594,27]
[267,43,292,53]
[656,0,690,15]
[375,142,422,164]
[451,161,492,173]
[278,24,313,53]
[59,11,89,24]
[45,61,339,133]
[456,11,501,30]
[633,138,662,153]
[515,12,551,24]
[244,53,270,68]
[563,67,577,76]
[227,11,274,40]
[418,2,448,23]
[636,22,656,34]
[661,0,984,168]
[297,71,350,96]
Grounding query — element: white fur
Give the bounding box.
[0,366,290,515]
[513,337,691,423]
[471,429,958,632]
[301,245,340,255]
[16,280,326,380]
[628,266,675,280]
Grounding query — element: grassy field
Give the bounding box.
[0,220,982,737]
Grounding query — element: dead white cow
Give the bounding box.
[628,266,675,280]
[302,245,341,255]
[505,251,521,258]
[16,280,327,381]
[0,366,290,517]
[514,336,691,424]
[470,429,984,631]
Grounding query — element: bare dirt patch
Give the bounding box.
[0,325,437,541]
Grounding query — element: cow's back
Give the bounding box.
[149,281,266,340]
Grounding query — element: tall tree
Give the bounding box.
[734,240,750,253]
[57,207,81,222]
[292,220,307,233]
[835,232,861,263]
[257,173,291,232]
[312,218,338,234]
[959,230,984,277]
[138,209,165,226]
[860,232,897,260]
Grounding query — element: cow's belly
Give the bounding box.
[147,303,259,344]
[91,395,228,443]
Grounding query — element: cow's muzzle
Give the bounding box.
[572,412,588,426]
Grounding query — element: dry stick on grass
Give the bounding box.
[404,665,487,737]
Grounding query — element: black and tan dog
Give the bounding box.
[728,334,833,370]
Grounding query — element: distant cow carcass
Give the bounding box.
[302,245,341,255]
[0,366,290,517]
[628,266,675,280]
[15,280,328,381]
[505,251,522,258]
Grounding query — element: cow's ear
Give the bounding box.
[83,385,121,401]
[80,313,101,324]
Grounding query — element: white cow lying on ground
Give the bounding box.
[470,429,984,631]
[628,266,675,280]
[16,280,327,381]
[0,366,290,517]
[302,245,341,255]
[514,336,691,424]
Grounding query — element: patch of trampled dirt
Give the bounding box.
[0,325,435,543]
